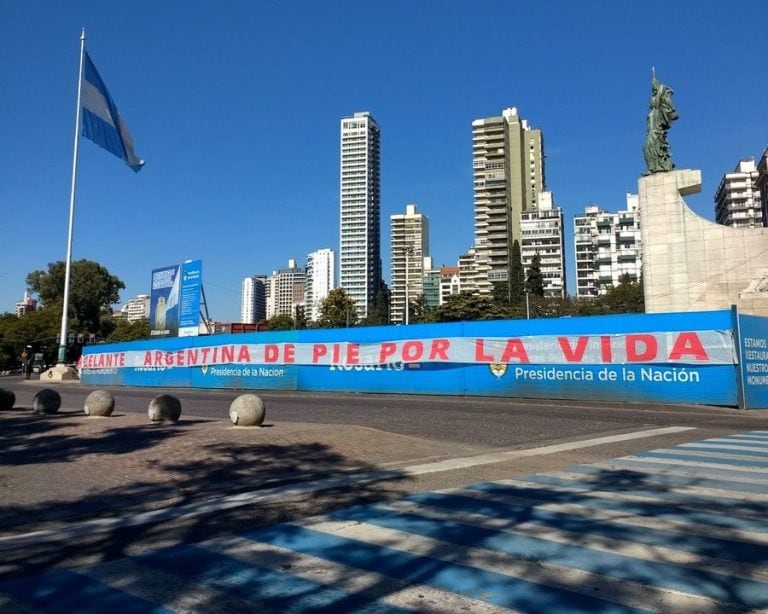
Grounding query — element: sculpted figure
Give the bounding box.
[643,72,678,174]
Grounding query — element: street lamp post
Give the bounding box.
[24,344,32,380]
[525,289,530,319]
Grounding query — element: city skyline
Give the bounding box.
[2,1,765,322]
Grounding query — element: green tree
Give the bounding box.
[572,296,607,316]
[266,314,295,331]
[294,305,308,330]
[533,295,575,318]
[318,288,358,328]
[409,294,439,324]
[107,318,151,342]
[492,281,509,307]
[362,285,390,326]
[601,274,644,314]
[436,291,507,322]
[494,241,526,309]
[26,259,125,334]
[0,308,62,365]
[525,253,545,298]
[510,240,525,303]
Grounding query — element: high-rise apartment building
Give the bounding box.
[472,107,544,295]
[520,192,566,297]
[714,159,763,228]
[457,247,478,295]
[241,276,266,323]
[574,193,642,298]
[339,111,382,320]
[390,204,429,324]
[266,260,305,320]
[120,294,150,322]
[305,248,336,322]
[757,149,768,227]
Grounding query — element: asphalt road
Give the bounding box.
[4,375,768,449]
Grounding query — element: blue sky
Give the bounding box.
[1,1,765,323]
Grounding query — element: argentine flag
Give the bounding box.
[81,51,144,172]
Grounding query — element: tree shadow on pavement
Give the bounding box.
[0,412,411,588]
[0,411,194,466]
[3,412,765,612]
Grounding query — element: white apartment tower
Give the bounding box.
[390,204,429,324]
[520,192,566,297]
[121,294,150,322]
[574,193,642,297]
[266,260,305,319]
[472,107,544,295]
[756,148,768,226]
[305,248,336,322]
[241,276,266,323]
[457,247,478,295]
[714,159,764,228]
[439,267,461,304]
[339,111,382,320]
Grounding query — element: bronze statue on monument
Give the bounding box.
[643,70,678,174]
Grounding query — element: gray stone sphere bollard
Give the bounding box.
[148,394,182,423]
[0,388,15,411]
[33,388,62,414]
[84,390,115,417]
[229,394,266,427]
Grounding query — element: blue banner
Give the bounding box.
[78,309,765,409]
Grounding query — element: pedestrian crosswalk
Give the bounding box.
[2,430,768,612]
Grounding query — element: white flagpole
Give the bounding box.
[57,29,86,365]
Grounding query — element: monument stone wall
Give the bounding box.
[639,169,768,316]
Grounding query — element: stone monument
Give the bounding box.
[638,73,768,316]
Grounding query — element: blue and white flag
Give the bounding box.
[81,51,144,172]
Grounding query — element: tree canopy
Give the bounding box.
[266,314,295,331]
[509,240,525,304]
[361,285,390,326]
[435,291,507,322]
[26,259,125,335]
[107,318,150,342]
[601,274,644,314]
[525,253,545,298]
[318,288,358,328]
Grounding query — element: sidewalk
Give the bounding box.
[0,404,488,537]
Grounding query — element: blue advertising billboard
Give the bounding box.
[149,260,202,338]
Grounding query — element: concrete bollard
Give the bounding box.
[33,388,62,414]
[148,394,182,423]
[0,388,15,411]
[229,394,266,427]
[84,390,115,417]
